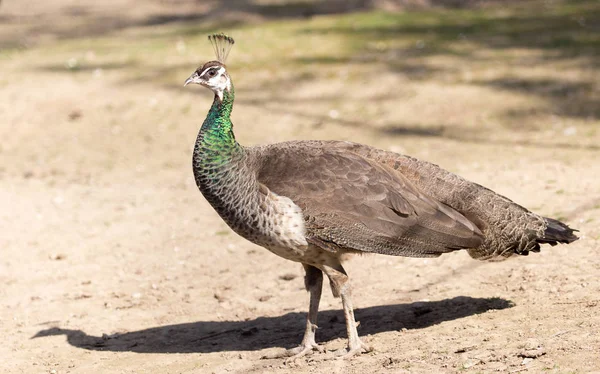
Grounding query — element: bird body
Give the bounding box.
[185,34,578,359]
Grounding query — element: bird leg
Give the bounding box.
[322,263,373,359]
[338,284,373,358]
[281,265,324,361]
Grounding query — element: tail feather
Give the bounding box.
[538,217,579,246]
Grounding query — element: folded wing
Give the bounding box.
[255,144,483,257]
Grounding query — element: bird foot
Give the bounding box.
[262,341,324,362]
[334,339,373,360]
[283,341,325,363]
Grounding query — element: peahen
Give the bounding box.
[183,34,578,359]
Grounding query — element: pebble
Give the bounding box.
[214,292,226,302]
[519,347,546,358]
[518,339,546,359]
[279,273,297,281]
[49,253,66,261]
[521,357,534,365]
[462,358,479,369]
[523,339,540,350]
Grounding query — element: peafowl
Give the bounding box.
[183,34,578,359]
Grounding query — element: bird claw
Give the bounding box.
[262,341,324,362]
[334,340,373,360]
[283,341,324,363]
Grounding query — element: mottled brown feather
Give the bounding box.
[251,141,484,258]
[247,139,577,260]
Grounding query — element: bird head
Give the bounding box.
[184,61,231,99]
[184,34,235,101]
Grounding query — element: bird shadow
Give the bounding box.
[32,296,512,354]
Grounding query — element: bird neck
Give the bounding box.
[193,84,245,185]
[194,84,242,158]
[199,84,238,148]
[192,83,264,233]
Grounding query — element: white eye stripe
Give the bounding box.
[200,66,225,77]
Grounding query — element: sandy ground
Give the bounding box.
[1,1,599,373]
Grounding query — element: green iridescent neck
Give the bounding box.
[195,84,242,160]
[201,85,236,142]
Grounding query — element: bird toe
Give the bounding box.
[284,342,323,363]
[261,341,324,362]
[334,339,373,360]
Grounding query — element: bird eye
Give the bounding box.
[208,70,217,77]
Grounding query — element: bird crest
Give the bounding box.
[208,33,235,64]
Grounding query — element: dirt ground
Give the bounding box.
[1,0,599,373]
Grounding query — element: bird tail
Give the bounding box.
[469,217,578,260]
[537,217,579,246]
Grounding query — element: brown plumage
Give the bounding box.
[185,34,578,360]
[249,140,578,261]
[255,141,485,258]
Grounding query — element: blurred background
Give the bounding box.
[1,1,599,373]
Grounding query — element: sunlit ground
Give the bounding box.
[1,1,599,373]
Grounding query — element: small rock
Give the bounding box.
[462,359,479,369]
[454,344,477,353]
[521,357,534,365]
[523,339,541,351]
[258,295,272,302]
[68,110,82,121]
[279,273,297,281]
[519,347,546,358]
[49,253,66,261]
[382,356,400,368]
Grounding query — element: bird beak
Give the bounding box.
[183,76,194,87]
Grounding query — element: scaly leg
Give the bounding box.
[338,283,372,358]
[322,263,373,359]
[282,265,324,361]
